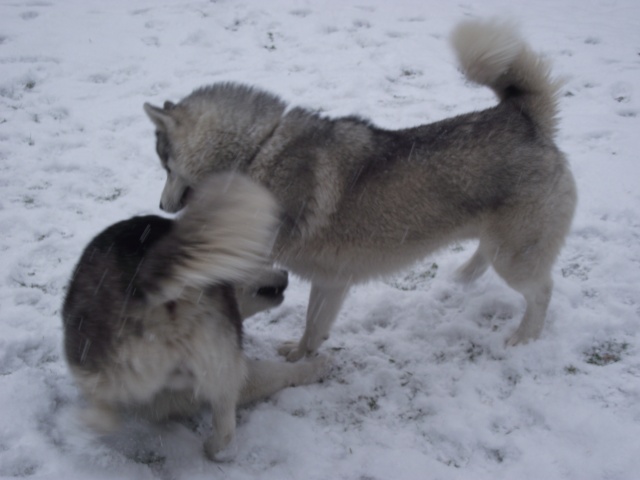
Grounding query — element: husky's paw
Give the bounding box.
[204,434,237,462]
[278,341,313,362]
[506,328,539,347]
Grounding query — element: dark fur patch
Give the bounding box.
[62,216,173,371]
[155,131,171,167]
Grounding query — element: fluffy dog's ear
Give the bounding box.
[144,102,176,132]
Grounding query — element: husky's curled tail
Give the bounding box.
[138,173,280,305]
[451,19,564,138]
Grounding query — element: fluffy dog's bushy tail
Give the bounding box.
[138,173,279,304]
[450,18,564,138]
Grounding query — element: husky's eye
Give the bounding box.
[155,131,171,164]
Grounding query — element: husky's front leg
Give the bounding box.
[278,282,350,362]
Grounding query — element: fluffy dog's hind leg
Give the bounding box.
[240,356,331,405]
[278,282,350,362]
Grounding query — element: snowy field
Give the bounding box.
[1,0,639,479]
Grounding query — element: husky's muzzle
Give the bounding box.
[160,185,193,212]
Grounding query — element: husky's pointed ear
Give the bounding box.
[144,102,177,132]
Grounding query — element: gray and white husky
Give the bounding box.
[143,19,577,361]
[62,173,328,460]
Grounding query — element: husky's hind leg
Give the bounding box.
[487,223,560,346]
[505,277,553,346]
[455,245,490,283]
[278,282,350,362]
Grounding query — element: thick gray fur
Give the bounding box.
[143,19,577,360]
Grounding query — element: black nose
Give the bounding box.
[159,201,165,211]
[279,270,289,289]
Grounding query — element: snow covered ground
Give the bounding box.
[1,0,639,478]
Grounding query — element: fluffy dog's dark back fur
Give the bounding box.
[62,215,173,370]
[62,173,279,373]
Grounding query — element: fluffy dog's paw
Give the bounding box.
[79,404,120,434]
[277,341,311,362]
[292,354,332,386]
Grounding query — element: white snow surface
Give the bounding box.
[1,1,639,479]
